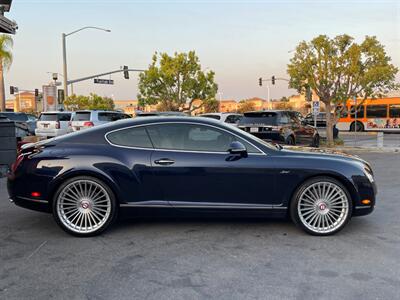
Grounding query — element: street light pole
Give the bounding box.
[62,33,68,98]
[62,26,111,99]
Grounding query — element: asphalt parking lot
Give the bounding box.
[1,152,400,300]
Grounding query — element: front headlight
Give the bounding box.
[364,168,374,183]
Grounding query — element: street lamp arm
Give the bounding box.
[65,26,111,37]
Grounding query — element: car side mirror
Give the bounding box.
[228,141,247,156]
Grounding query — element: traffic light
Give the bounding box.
[10,86,14,94]
[123,66,129,79]
[259,77,262,86]
[271,76,275,85]
[35,89,39,97]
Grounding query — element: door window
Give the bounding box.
[146,123,260,153]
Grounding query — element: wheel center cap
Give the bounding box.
[80,200,90,210]
[316,201,329,215]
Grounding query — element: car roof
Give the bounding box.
[75,110,121,113]
[137,111,187,116]
[41,111,73,114]
[200,112,241,116]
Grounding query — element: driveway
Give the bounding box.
[0,152,399,299]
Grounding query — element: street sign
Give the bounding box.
[94,78,114,85]
[312,100,320,115]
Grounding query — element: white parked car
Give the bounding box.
[35,111,73,138]
[199,113,243,126]
[70,110,131,132]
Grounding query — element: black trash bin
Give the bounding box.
[0,119,17,176]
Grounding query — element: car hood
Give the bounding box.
[281,146,371,169]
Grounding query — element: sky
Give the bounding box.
[4,0,400,101]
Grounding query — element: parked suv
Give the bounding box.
[0,112,36,135]
[35,111,73,138]
[238,110,319,147]
[70,110,131,132]
[199,113,243,126]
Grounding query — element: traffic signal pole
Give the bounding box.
[67,68,144,85]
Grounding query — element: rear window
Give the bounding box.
[239,112,279,125]
[73,112,91,121]
[0,113,28,121]
[39,113,71,121]
[201,115,221,120]
[107,127,153,148]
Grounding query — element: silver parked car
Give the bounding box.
[35,111,73,138]
[70,110,131,132]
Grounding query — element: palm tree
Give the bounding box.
[0,35,13,112]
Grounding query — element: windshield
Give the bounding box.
[239,112,278,125]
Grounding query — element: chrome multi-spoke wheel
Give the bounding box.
[54,177,115,236]
[291,177,352,235]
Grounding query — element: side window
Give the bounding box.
[146,123,260,153]
[99,113,121,121]
[58,114,71,121]
[350,105,365,118]
[225,115,242,124]
[366,105,387,118]
[107,127,153,148]
[389,105,400,118]
[98,113,110,121]
[225,115,237,124]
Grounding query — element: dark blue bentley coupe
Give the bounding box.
[7,117,376,236]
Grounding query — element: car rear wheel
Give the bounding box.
[350,121,364,132]
[290,177,352,236]
[53,176,117,237]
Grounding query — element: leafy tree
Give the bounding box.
[237,100,256,114]
[274,102,293,110]
[203,98,219,113]
[64,93,115,111]
[287,35,398,146]
[0,35,13,112]
[280,96,289,102]
[138,51,218,112]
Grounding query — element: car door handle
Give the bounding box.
[154,158,175,165]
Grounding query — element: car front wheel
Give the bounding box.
[311,135,320,148]
[290,177,352,236]
[53,176,117,237]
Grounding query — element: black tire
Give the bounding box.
[286,135,295,146]
[290,176,353,236]
[350,121,364,132]
[311,135,320,148]
[52,176,118,237]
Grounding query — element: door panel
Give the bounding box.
[150,150,280,206]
